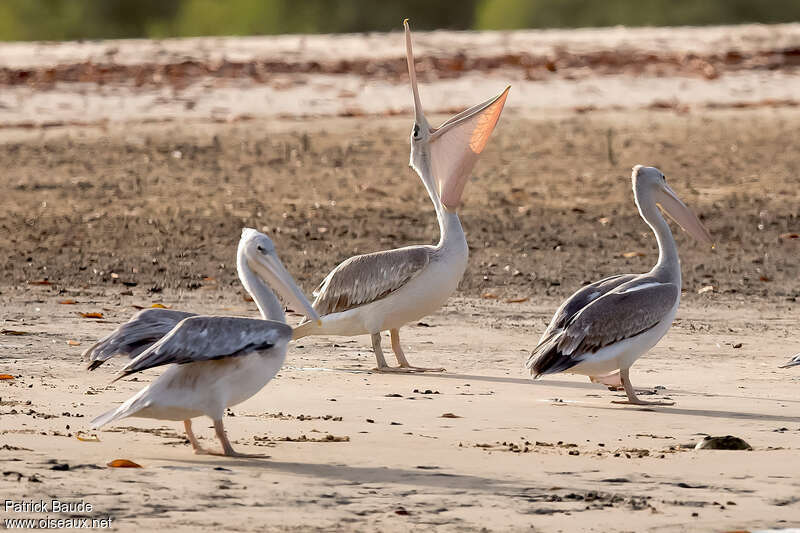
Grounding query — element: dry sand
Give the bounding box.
[2,290,799,531]
[1,26,799,533]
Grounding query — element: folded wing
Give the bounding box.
[115,316,292,379]
[83,308,196,369]
[310,246,430,317]
[539,274,638,342]
[527,281,679,377]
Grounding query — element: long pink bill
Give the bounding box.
[404,19,425,128]
[657,185,714,247]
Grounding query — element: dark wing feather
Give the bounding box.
[83,308,196,369]
[779,353,800,368]
[115,316,292,379]
[540,274,637,340]
[311,246,430,317]
[528,282,678,377]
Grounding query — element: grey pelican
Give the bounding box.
[90,229,319,456]
[780,353,800,368]
[292,20,509,372]
[526,166,713,405]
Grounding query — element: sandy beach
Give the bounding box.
[2,289,799,531]
[1,26,799,532]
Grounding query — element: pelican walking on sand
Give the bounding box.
[90,229,319,456]
[292,20,509,372]
[527,166,713,405]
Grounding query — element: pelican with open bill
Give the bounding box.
[90,229,320,457]
[526,166,714,405]
[293,20,510,372]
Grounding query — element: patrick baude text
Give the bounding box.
[5,500,93,513]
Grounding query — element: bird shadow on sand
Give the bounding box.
[293,366,800,406]
[167,457,538,493]
[572,403,800,423]
[372,371,800,405]
[323,368,604,390]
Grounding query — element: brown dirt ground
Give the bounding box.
[1,108,798,305]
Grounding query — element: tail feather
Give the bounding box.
[526,329,578,378]
[90,406,126,430]
[531,348,579,377]
[90,391,147,429]
[779,357,800,369]
[81,340,102,361]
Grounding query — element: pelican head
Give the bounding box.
[404,19,510,211]
[239,228,320,323]
[632,165,713,247]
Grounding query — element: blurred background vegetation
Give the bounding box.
[0,0,798,41]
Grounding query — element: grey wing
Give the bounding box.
[83,308,196,370]
[540,274,637,341]
[779,353,800,368]
[310,246,431,316]
[528,281,679,376]
[116,316,292,379]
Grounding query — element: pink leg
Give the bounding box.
[210,419,267,458]
[184,419,212,455]
[611,368,674,406]
[372,329,446,373]
[386,328,445,373]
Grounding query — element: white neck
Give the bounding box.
[236,253,285,322]
[435,205,466,251]
[415,156,467,253]
[635,188,680,284]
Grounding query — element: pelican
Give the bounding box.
[90,229,320,456]
[780,353,800,368]
[292,20,509,372]
[526,166,713,405]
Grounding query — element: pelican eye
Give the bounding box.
[257,245,266,254]
[413,124,420,139]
